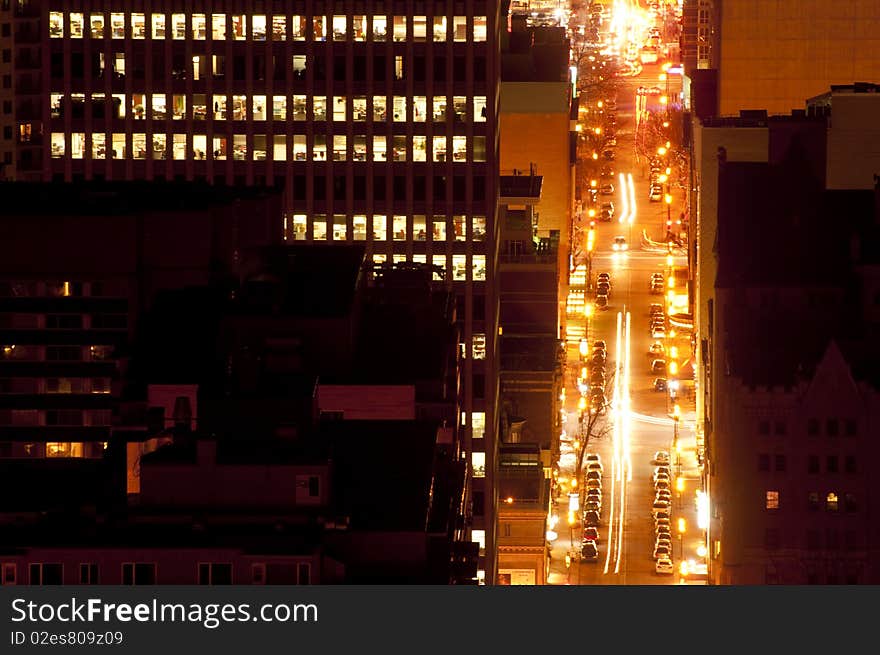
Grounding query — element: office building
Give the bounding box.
[3,0,501,581]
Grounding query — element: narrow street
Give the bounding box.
[547,0,706,585]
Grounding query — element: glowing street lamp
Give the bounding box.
[591,179,598,188]
[594,127,602,135]
[657,146,667,156]
[664,194,672,204]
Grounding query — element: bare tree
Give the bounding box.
[573,372,615,510]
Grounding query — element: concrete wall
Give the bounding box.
[718,0,880,116]
[825,93,880,190]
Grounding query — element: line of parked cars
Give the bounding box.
[651,450,674,574]
[587,330,609,415]
[581,453,604,561]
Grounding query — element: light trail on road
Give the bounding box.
[603,311,625,575]
[627,173,637,224]
[618,173,629,225]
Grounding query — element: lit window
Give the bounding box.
[231,15,246,40]
[273,96,286,120]
[333,96,346,121]
[453,16,467,41]
[373,96,387,121]
[332,215,347,240]
[766,490,779,510]
[332,135,346,161]
[313,96,327,121]
[353,215,367,240]
[353,136,367,161]
[253,95,267,120]
[111,133,125,158]
[433,136,448,162]
[212,14,226,40]
[212,95,227,120]
[474,16,487,41]
[353,15,367,41]
[392,96,407,121]
[392,136,406,162]
[393,16,407,41]
[153,134,166,160]
[171,95,186,120]
[473,136,486,162]
[453,254,468,281]
[312,216,327,240]
[433,97,447,121]
[46,442,84,458]
[372,16,387,41]
[291,16,305,40]
[473,334,486,360]
[472,453,486,478]
[171,14,186,40]
[453,96,467,121]
[333,15,346,40]
[172,134,186,160]
[70,12,84,38]
[393,216,407,240]
[473,216,486,241]
[211,136,225,160]
[432,255,447,281]
[90,14,104,38]
[474,96,487,122]
[433,217,447,241]
[132,133,146,159]
[292,135,306,161]
[372,215,387,240]
[272,16,286,40]
[413,215,427,240]
[232,134,246,161]
[151,14,165,39]
[353,96,367,120]
[193,93,207,119]
[192,14,206,40]
[313,135,326,160]
[292,95,307,121]
[433,17,447,41]
[453,216,467,241]
[252,15,266,40]
[473,412,486,439]
[150,93,166,120]
[826,492,839,512]
[453,136,467,161]
[413,96,427,122]
[92,133,106,159]
[193,135,207,160]
[49,12,63,38]
[413,16,427,40]
[111,12,125,38]
[312,16,326,41]
[50,133,65,157]
[473,255,486,281]
[413,136,427,162]
[372,254,388,266]
[131,13,145,39]
[394,55,404,81]
[252,135,266,161]
[290,215,307,241]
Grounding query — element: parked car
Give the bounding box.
[594,339,607,350]
[649,341,665,356]
[652,325,666,339]
[651,359,667,375]
[655,557,674,575]
[653,450,670,465]
[581,540,599,562]
[653,377,668,392]
[584,511,600,526]
[584,526,600,543]
[596,295,609,310]
[600,183,615,195]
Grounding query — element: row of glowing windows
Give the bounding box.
[50,132,487,163]
[0,442,108,459]
[367,253,486,281]
[49,13,488,43]
[52,93,489,124]
[284,214,487,243]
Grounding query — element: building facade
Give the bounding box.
[3,0,503,582]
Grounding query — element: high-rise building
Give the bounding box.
[3,1,502,582]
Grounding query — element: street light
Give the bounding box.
[677,517,686,561]
[676,476,685,509]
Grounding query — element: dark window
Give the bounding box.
[473,374,485,398]
[807,418,819,435]
[50,52,63,78]
[353,175,366,200]
[846,573,859,585]
[808,455,819,473]
[0,23,8,37]
[474,176,485,201]
[774,421,786,435]
[472,490,485,516]
[253,54,265,80]
[827,455,838,473]
[373,175,386,200]
[1,48,10,64]
[806,572,819,584]
[308,476,319,497]
[132,51,145,79]
[70,52,84,77]
[333,56,345,81]
[30,563,63,585]
[764,528,779,550]
[473,296,485,320]
[2,74,9,88]
[297,563,311,585]
[46,314,83,329]
[374,55,386,81]
[233,55,246,80]
[844,419,856,436]
[198,563,232,585]
[79,563,98,584]
[758,454,769,471]
[826,418,839,436]
[474,56,486,82]
[273,55,285,80]
[314,55,326,78]
[293,175,306,200]
[806,529,820,550]
[453,176,465,201]
[844,493,857,512]
[122,563,156,585]
[844,531,857,551]
[46,345,81,361]
[414,55,425,82]
[453,55,465,80]
[434,175,446,200]
[826,529,839,550]
[152,51,166,76]
[353,55,366,79]
[758,420,770,435]
[2,125,10,139]
[393,175,406,199]
[845,455,856,473]
[333,175,346,201]
[413,175,426,201]
[807,491,819,511]
[434,56,446,82]
[774,455,786,472]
